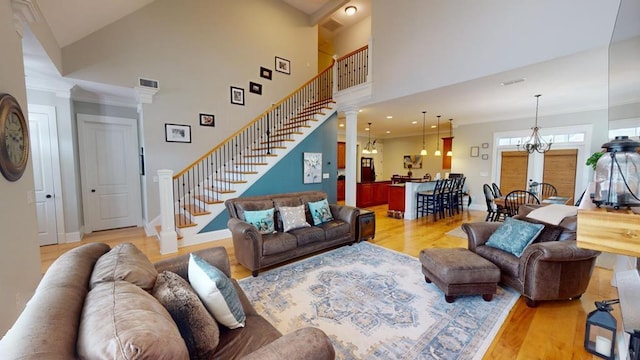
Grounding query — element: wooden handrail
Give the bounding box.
[173,59,336,179]
[337,45,368,61]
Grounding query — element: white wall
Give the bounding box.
[333,16,371,57]
[58,0,318,222]
[0,0,43,336]
[371,0,619,103]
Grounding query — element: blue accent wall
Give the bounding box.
[200,113,338,233]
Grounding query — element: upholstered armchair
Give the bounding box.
[461,204,601,307]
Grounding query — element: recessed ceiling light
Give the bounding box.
[431,125,437,128]
[345,6,357,16]
[386,130,391,134]
[358,109,363,112]
[339,123,344,127]
[412,121,417,124]
[386,116,393,119]
[365,127,370,131]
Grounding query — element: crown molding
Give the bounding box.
[135,86,158,104]
[11,0,42,37]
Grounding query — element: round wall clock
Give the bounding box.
[0,94,29,182]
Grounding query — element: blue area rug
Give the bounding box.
[238,242,518,359]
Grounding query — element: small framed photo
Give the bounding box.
[199,113,214,127]
[249,82,262,95]
[482,142,489,148]
[165,123,191,143]
[275,56,290,75]
[230,86,245,105]
[482,154,489,160]
[260,67,272,80]
[470,146,480,157]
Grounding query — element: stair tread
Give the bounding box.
[193,195,223,204]
[234,162,268,166]
[175,214,196,228]
[208,186,237,194]
[227,170,258,174]
[182,204,211,216]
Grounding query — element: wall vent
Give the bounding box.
[138,78,159,89]
[322,18,343,32]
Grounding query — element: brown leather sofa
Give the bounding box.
[0,243,335,359]
[461,204,601,307]
[226,191,360,276]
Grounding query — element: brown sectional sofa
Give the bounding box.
[0,242,335,359]
[462,204,601,307]
[226,191,360,276]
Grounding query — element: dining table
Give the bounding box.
[493,195,571,208]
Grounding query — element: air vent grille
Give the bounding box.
[138,78,159,89]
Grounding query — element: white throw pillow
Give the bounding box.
[188,254,246,329]
[526,204,577,225]
[280,205,311,232]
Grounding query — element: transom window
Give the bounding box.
[497,132,585,147]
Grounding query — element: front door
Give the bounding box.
[78,114,142,232]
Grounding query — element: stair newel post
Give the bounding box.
[332,55,338,95]
[158,169,178,254]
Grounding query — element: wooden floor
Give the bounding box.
[40,205,619,359]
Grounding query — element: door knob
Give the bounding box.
[46,194,52,198]
[91,189,96,193]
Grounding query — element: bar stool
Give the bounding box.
[416,179,445,221]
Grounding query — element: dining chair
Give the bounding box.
[483,184,499,221]
[491,183,502,197]
[537,182,558,200]
[503,190,540,217]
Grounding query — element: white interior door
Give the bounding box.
[78,114,141,233]
[29,105,62,246]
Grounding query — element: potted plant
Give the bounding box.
[586,151,605,171]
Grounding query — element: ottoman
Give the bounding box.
[419,247,500,303]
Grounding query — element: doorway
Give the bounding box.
[77,114,142,233]
[28,104,64,246]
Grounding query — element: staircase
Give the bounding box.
[156,45,370,252]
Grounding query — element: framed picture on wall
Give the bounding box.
[230,86,245,105]
[260,67,272,80]
[165,123,191,143]
[249,82,262,95]
[275,56,291,75]
[403,155,423,169]
[199,113,214,127]
[303,152,322,184]
[470,146,480,157]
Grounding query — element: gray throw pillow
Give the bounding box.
[153,271,220,359]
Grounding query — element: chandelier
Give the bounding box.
[434,115,442,156]
[518,94,552,154]
[420,111,427,155]
[362,122,377,154]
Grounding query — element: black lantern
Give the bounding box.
[585,299,619,359]
[592,136,640,209]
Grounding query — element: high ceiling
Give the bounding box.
[24,0,638,138]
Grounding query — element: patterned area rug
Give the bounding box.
[238,242,518,360]
[445,226,468,239]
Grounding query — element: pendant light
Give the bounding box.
[518,94,552,153]
[434,115,442,156]
[362,122,377,154]
[446,119,453,157]
[420,111,427,156]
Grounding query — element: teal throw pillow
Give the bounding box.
[308,199,334,225]
[243,208,275,234]
[188,254,246,329]
[485,217,544,257]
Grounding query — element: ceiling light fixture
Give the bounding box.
[420,111,427,156]
[518,94,552,154]
[345,6,357,16]
[434,115,442,156]
[446,119,454,157]
[362,122,377,154]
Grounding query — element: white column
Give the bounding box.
[344,106,359,207]
[332,55,338,94]
[157,169,178,254]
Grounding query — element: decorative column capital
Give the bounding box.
[11,0,42,37]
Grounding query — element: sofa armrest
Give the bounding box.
[330,204,359,241]
[521,240,601,263]
[461,222,502,252]
[240,327,335,360]
[228,217,263,273]
[154,246,231,280]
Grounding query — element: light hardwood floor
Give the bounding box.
[40,206,619,359]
